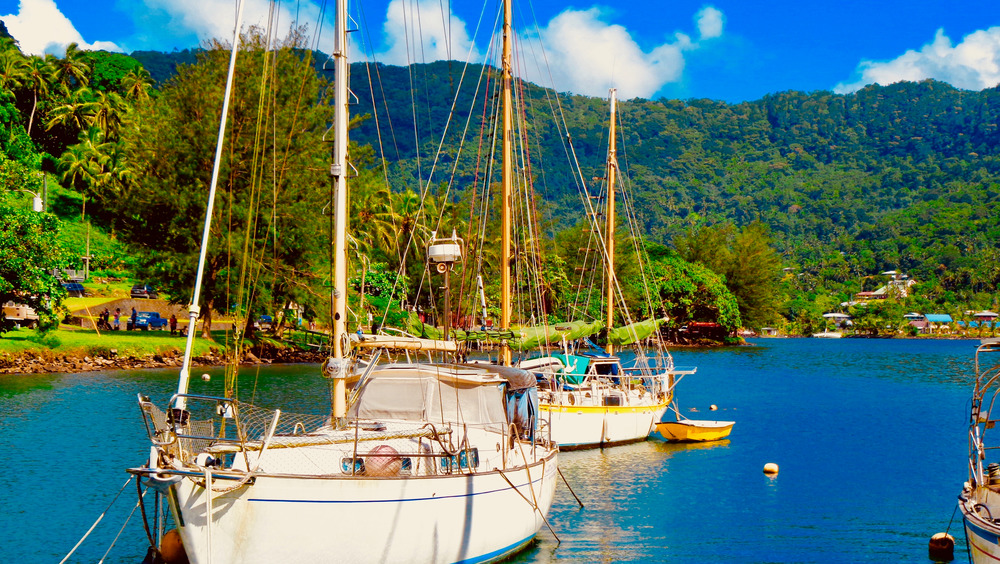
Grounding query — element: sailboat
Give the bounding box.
[959,339,1000,562]
[128,0,558,562]
[519,89,694,449]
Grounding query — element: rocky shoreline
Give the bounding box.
[0,347,329,375]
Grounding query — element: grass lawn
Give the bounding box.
[0,325,224,359]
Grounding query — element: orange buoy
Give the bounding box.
[160,528,189,564]
[763,463,779,475]
[928,532,955,562]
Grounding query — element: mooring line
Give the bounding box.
[59,476,134,564]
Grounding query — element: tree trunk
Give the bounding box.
[201,300,213,339]
[27,92,37,135]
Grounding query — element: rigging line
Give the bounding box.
[357,3,403,164]
[98,487,146,564]
[58,477,134,564]
[379,2,497,326]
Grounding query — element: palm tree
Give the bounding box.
[22,56,54,134]
[0,48,26,91]
[46,87,98,132]
[120,68,153,104]
[90,90,127,139]
[48,43,90,94]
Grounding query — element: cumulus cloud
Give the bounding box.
[1,0,121,56]
[696,6,724,41]
[520,6,723,98]
[376,0,481,64]
[835,27,1000,93]
[127,0,334,51]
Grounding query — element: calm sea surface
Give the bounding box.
[0,338,978,562]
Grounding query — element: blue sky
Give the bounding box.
[2,0,999,102]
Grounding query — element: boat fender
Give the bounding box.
[928,532,954,561]
[763,463,779,475]
[568,392,576,406]
[159,528,189,564]
[366,445,402,476]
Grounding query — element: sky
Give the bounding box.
[2,0,999,103]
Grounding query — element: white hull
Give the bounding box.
[170,451,557,564]
[539,389,668,449]
[963,498,1000,562]
[811,331,843,339]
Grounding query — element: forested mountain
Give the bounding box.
[346,62,1000,312]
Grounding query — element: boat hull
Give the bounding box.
[654,420,734,442]
[963,495,1000,563]
[169,452,558,564]
[540,398,668,449]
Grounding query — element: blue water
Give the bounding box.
[0,338,977,562]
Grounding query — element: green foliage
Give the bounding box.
[81,51,143,94]
[109,27,332,336]
[642,243,742,332]
[0,184,66,335]
[674,221,782,327]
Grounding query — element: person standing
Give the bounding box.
[114,308,121,330]
[130,307,137,331]
[170,314,178,335]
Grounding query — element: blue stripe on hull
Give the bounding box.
[452,534,535,564]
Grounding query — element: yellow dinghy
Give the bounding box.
[655,418,734,442]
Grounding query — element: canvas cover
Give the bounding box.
[350,365,506,430]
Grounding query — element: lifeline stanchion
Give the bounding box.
[60,476,134,563]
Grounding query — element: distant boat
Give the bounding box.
[960,339,1000,563]
[655,418,734,442]
[811,331,843,339]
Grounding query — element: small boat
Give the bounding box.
[655,418,734,442]
[811,331,843,338]
[960,339,1000,562]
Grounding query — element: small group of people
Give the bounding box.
[98,307,125,331]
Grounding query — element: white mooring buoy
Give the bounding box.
[763,462,779,475]
[201,373,211,381]
[710,404,718,411]
[928,532,954,562]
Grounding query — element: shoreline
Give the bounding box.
[0,347,328,375]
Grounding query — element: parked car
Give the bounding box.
[130,311,169,331]
[254,314,273,330]
[63,282,86,297]
[130,284,158,299]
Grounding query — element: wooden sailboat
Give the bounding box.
[522,89,694,449]
[128,1,558,562]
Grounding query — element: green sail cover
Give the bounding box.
[511,319,605,351]
[405,312,442,340]
[607,317,667,346]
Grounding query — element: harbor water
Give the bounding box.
[0,337,976,562]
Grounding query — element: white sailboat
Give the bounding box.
[129,0,558,562]
[960,339,1000,562]
[521,89,694,449]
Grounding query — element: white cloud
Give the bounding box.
[124,0,335,53]
[1,0,122,56]
[835,27,1000,94]
[521,6,721,98]
[695,6,724,41]
[376,0,481,65]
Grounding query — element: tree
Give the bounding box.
[674,221,782,328]
[115,27,333,338]
[0,166,66,335]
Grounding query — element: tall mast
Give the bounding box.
[330,0,350,418]
[500,0,513,366]
[604,88,618,355]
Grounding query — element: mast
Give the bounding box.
[604,88,618,355]
[175,0,246,409]
[330,0,350,419]
[500,0,513,366]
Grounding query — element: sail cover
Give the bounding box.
[512,319,605,350]
[607,317,668,346]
